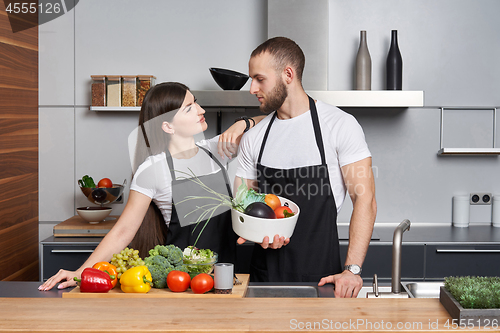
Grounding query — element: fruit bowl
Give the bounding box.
[79,183,125,205]
[183,253,218,276]
[76,206,112,224]
[209,68,249,90]
[231,196,300,244]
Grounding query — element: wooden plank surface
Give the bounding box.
[0,297,473,332]
[63,274,249,299]
[53,215,118,237]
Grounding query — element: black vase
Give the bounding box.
[386,30,403,90]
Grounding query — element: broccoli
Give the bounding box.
[144,245,188,288]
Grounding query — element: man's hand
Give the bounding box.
[237,235,290,249]
[318,270,363,298]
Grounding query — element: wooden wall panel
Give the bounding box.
[0,3,39,281]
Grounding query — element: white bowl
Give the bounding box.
[76,207,112,224]
[231,196,300,243]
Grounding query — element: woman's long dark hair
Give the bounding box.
[129,82,189,258]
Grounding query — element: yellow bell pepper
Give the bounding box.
[119,266,153,293]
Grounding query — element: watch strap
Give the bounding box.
[344,264,362,275]
[235,116,251,132]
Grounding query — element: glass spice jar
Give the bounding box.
[136,75,156,106]
[106,75,121,107]
[91,75,106,106]
[121,75,137,107]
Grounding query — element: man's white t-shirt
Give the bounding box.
[130,136,227,226]
[235,100,371,213]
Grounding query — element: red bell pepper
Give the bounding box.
[74,267,113,293]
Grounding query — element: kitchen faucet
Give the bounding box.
[367,219,410,298]
[392,219,411,293]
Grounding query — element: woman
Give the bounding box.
[40,82,262,290]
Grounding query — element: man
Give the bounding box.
[235,37,376,298]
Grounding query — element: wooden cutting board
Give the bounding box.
[53,215,119,237]
[63,274,249,298]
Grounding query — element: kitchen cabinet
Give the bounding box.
[41,237,99,281]
[340,244,425,281]
[425,244,500,279]
[41,236,255,280]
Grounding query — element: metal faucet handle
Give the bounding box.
[372,274,379,297]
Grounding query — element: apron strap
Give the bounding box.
[308,96,327,165]
[257,96,327,165]
[257,112,277,164]
[197,145,233,199]
[165,145,233,198]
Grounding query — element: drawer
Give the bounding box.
[340,244,425,281]
[425,245,500,279]
[41,245,97,281]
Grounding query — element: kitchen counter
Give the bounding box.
[41,224,500,246]
[0,282,496,332]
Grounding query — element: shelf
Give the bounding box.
[192,90,424,108]
[90,106,140,111]
[90,90,425,110]
[438,148,500,155]
[307,90,424,107]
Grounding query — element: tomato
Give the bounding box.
[167,270,191,292]
[97,178,112,188]
[264,194,281,211]
[274,206,294,219]
[190,273,214,294]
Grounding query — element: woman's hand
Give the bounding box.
[218,120,246,159]
[38,269,80,291]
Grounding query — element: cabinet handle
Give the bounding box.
[436,249,500,253]
[51,249,94,253]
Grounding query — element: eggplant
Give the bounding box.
[244,202,276,219]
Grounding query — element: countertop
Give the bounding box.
[0,281,489,333]
[41,224,500,246]
[2,281,497,332]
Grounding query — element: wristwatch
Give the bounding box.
[344,264,362,275]
[234,116,254,132]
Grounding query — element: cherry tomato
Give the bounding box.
[274,206,294,219]
[97,178,112,188]
[190,273,214,294]
[166,271,191,292]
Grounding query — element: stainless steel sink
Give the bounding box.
[402,282,444,298]
[244,283,335,298]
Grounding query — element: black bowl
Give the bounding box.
[209,68,249,90]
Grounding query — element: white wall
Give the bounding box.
[39,0,500,242]
[328,0,500,224]
[38,0,268,241]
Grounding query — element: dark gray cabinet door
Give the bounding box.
[425,245,500,278]
[42,245,96,281]
[340,244,425,280]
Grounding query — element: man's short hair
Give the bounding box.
[251,37,305,83]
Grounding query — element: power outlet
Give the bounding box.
[470,193,492,205]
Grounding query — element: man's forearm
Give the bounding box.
[344,196,376,267]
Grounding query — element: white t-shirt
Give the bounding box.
[130,136,228,226]
[235,100,371,213]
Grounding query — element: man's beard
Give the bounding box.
[260,79,288,114]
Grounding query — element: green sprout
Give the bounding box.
[444,276,500,309]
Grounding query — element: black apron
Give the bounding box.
[165,145,237,264]
[250,96,342,282]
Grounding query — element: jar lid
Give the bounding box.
[137,75,156,79]
[107,75,121,80]
[90,75,106,79]
[121,75,137,78]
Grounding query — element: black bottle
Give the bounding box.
[386,30,403,90]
